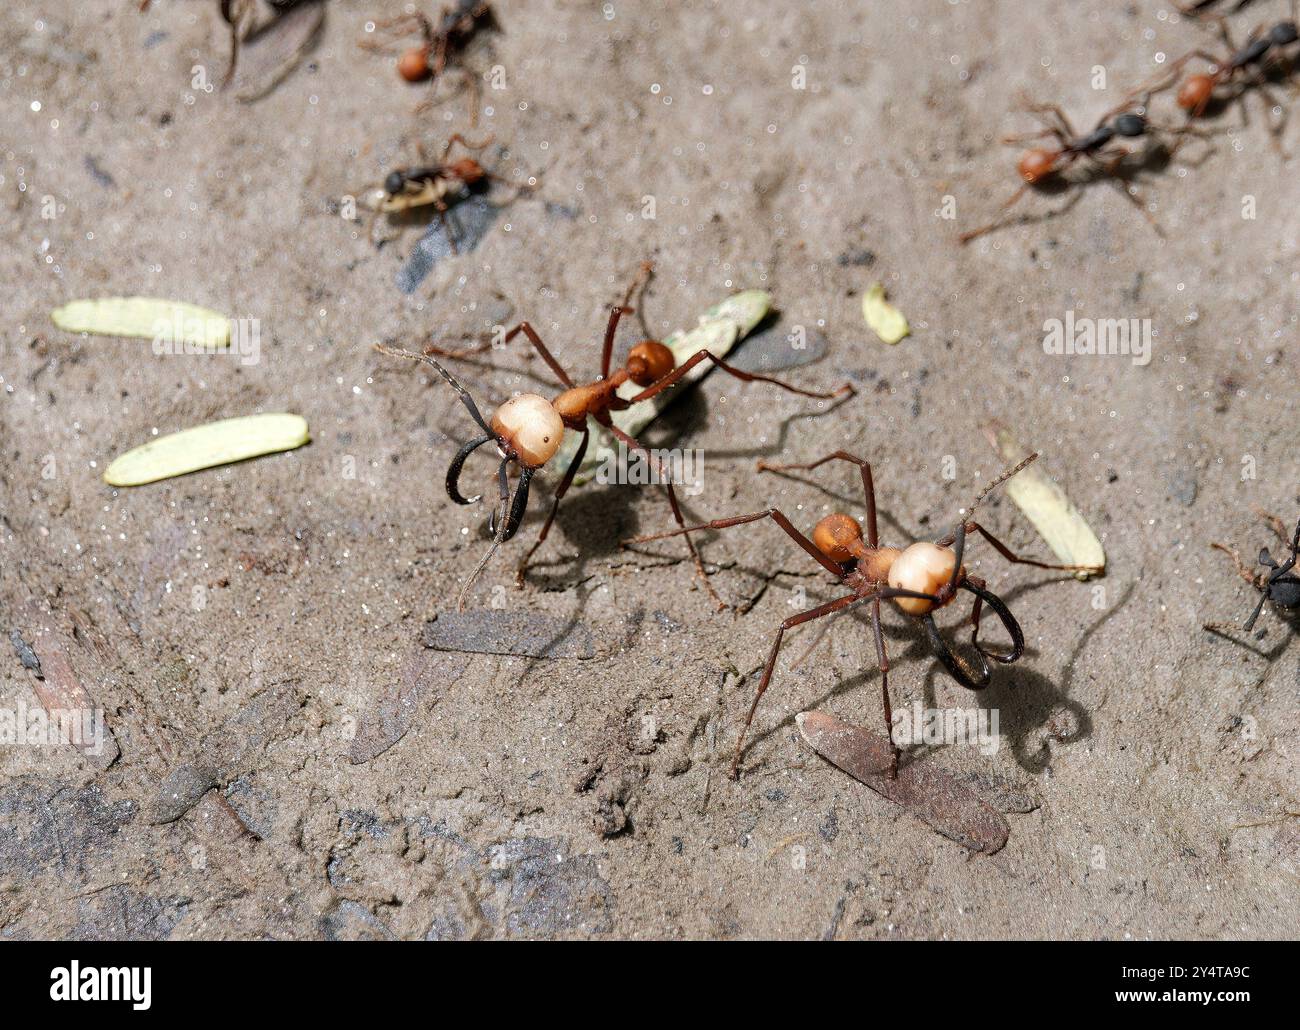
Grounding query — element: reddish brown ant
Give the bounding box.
[356,133,532,246]
[959,80,1206,244]
[360,1,494,115]
[375,265,854,609]
[1165,5,1298,153]
[626,451,1102,778]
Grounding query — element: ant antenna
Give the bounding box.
[965,451,1039,518]
[373,343,493,435]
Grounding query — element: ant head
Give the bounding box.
[383,170,405,196]
[1113,113,1146,138]
[1017,149,1058,185]
[448,157,488,184]
[626,340,675,387]
[887,542,963,616]
[398,45,432,82]
[489,394,564,469]
[1177,74,1215,112]
[1270,21,1299,46]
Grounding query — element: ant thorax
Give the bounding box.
[364,173,457,215]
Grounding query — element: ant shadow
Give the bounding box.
[737,573,1135,777]
[1202,606,1300,662]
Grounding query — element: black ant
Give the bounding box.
[374,265,854,610]
[625,451,1102,778]
[357,134,532,246]
[959,81,1205,244]
[360,1,494,115]
[1205,511,1300,637]
[1167,5,1299,152]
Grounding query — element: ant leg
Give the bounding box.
[599,417,727,609]
[870,597,900,778]
[625,505,852,580]
[475,321,575,387]
[939,521,1105,575]
[1210,541,1266,588]
[732,593,864,777]
[757,451,878,545]
[957,183,1031,244]
[517,427,588,586]
[626,349,854,404]
[599,262,654,378]
[1000,128,1068,146]
[441,132,495,160]
[1252,507,1293,547]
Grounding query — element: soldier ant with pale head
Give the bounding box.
[375,264,854,609]
[626,451,1103,778]
[959,79,1207,244]
[1205,510,1300,638]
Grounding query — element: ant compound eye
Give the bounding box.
[888,542,959,615]
[812,514,864,563]
[383,171,405,195]
[1113,113,1146,137]
[490,394,564,468]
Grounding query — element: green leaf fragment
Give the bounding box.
[861,283,910,344]
[105,414,310,487]
[983,422,1105,578]
[558,289,772,484]
[52,297,231,349]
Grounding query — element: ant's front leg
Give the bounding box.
[940,521,1104,576]
[517,427,588,587]
[1209,541,1268,590]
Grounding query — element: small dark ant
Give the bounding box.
[358,133,533,246]
[1167,5,1299,152]
[1205,511,1300,637]
[360,0,494,113]
[374,264,854,609]
[959,81,1205,244]
[626,451,1102,778]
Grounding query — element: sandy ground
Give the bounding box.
[1,0,1298,940]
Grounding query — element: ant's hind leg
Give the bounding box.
[756,451,879,546]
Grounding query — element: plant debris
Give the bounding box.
[52,297,230,348]
[861,282,910,344]
[104,413,310,487]
[349,647,470,763]
[983,420,1105,578]
[796,710,1010,854]
[421,610,595,658]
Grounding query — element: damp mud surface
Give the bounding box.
[1,0,1297,939]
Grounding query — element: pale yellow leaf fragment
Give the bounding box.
[52,297,230,349]
[105,414,310,487]
[861,283,909,345]
[984,422,1104,578]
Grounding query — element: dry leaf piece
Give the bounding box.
[52,297,230,349]
[983,421,1105,578]
[105,413,310,487]
[861,283,909,344]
